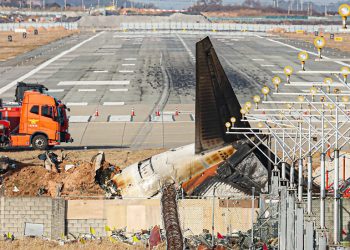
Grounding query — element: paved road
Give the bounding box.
[0,31,348,149]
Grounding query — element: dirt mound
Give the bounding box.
[1,148,165,198]
[3,159,104,197]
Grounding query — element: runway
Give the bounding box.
[0,31,346,149]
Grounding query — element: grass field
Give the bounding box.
[0,26,78,61]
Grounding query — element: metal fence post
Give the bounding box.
[251,187,255,249]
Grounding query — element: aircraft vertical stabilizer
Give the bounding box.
[195,37,250,154]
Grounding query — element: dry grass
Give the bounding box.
[274,31,350,53]
[0,238,149,250]
[0,27,78,61]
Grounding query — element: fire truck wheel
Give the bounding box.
[32,135,48,150]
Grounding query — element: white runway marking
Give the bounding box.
[124,58,137,61]
[252,59,265,61]
[93,70,108,73]
[176,34,195,63]
[272,71,284,73]
[151,114,175,122]
[0,31,105,95]
[78,89,96,92]
[110,88,128,92]
[122,64,135,66]
[69,116,91,123]
[47,89,65,93]
[66,102,88,106]
[119,70,134,73]
[109,115,132,122]
[103,102,125,106]
[264,37,350,67]
[58,81,130,86]
[261,64,275,67]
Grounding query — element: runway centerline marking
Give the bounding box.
[124,58,137,61]
[103,102,125,106]
[47,89,65,93]
[122,64,135,66]
[119,70,134,73]
[58,81,130,86]
[93,70,108,73]
[66,102,88,106]
[261,64,275,67]
[0,31,105,95]
[252,59,265,61]
[110,88,128,92]
[78,89,96,92]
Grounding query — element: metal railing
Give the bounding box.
[120,22,341,33]
[0,22,78,31]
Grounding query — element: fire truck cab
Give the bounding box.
[0,91,72,150]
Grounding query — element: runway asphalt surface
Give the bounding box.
[0,30,348,149]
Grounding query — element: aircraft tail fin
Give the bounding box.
[195,37,250,154]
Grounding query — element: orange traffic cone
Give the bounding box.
[131,107,135,117]
[156,108,160,116]
[175,107,179,116]
[94,108,99,117]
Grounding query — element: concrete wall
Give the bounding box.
[0,197,65,239]
[65,198,256,236]
[2,196,350,240]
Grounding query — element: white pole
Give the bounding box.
[334,104,340,244]
[212,186,216,248]
[282,129,286,180]
[251,187,255,248]
[298,121,303,202]
[307,108,313,215]
[320,104,326,229]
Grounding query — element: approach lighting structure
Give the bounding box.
[324,77,333,93]
[314,37,326,59]
[253,95,261,109]
[339,4,350,29]
[272,76,282,92]
[298,51,309,71]
[341,66,350,83]
[261,86,270,101]
[284,66,293,84]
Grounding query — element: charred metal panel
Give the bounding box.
[218,146,269,194]
[195,37,250,154]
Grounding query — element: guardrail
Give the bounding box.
[0,22,78,31]
[120,22,341,33]
[0,10,85,16]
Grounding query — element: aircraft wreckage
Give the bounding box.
[104,37,295,198]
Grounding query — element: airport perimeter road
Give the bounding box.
[0,31,346,149]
